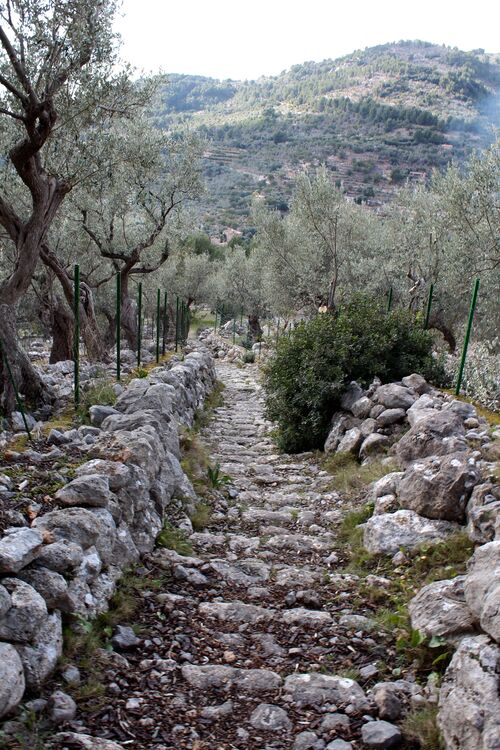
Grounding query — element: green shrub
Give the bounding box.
[264,294,443,452]
[243,350,255,363]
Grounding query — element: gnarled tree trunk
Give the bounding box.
[0,304,51,414]
[39,246,107,362]
[49,296,74,363]
[248,314,263,342]
[428,309,457,353]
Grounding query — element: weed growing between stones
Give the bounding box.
[76,380,117,423]
[336,525,475,680]
[401,705,445,750]
[322,452,398,496]
[156,521,194,556]
[206,462,231,489]
[0,708,47,750]
[193,380,225,430]
[190,502,213,531]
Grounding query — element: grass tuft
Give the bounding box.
[401,705,445,749]
[191,502,213,531]
[156,521,194,556]
[322,452,397,495]
[77,379,117,423]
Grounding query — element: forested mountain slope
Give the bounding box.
[155,41,499,234]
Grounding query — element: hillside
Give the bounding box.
[155,41,500,234]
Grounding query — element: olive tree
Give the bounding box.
[73,119,202,349]
[0,0,133,411]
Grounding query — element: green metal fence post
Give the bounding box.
[116,272,121,381]
[162,291,168,355]
[387,286,393,313]
[232,316,236,345]
[424,283,434,330]
[214,305,218,333]
[0,339,32,439]
[74,264,80,408]
[156,288,161,363]
[455,278,480,396]
[175,296,180,352]
[137,282,143,368]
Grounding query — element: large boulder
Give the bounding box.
[34,539,84,574]
[406,393,442,427]
[18,567,70,611]
[363,510,459,555]
[398,452,481,522]
[370,472,404,502]
[337,427,363,455]
[464,541,500,643]
[359,433,390,459]
[324,412,359,454]
[340,382,364,411]
[55,474,112,508]
[0,578,48,642]
[15,611,63,689]
[0,643,25,718]
[395,411,466,466]
[351,396,374,419]
[0,528,43,573]
[466,483,500,544]
[401,374,432,394]
[408,577,477,638]
[33,507,117,565]
[438,635,500,750]
[375,384,416,410]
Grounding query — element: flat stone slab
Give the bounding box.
[282,608,333,627]
[182,664,282,693]
[198,600,274,624]
[284,673,369,711]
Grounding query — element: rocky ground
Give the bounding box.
[2,360,455,750]
[1,354,498,750]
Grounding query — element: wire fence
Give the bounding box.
[2,269,484,434]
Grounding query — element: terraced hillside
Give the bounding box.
[155,41,499,233]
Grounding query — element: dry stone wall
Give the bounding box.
[0,346,216,717]
[324,372,500,749]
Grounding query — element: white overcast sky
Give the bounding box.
[115,0,499,80]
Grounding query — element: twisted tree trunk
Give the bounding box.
[0,304,50,413]
[248,314,263,342]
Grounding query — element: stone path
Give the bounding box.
[58,362,406,750]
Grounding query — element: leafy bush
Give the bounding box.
[264,295,442,452]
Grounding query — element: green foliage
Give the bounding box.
[322,452,398,496]
[342,530,474,677]
[193,381,225,430]
[155,42,497,231]
[402,705,445,750]
[156,521,193,556]
[77,379,117,421]
[243,350,256,363]
[264,295,442,452]
[207,462,231,488]
[191,502,213,531]
[337,502,375,544]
